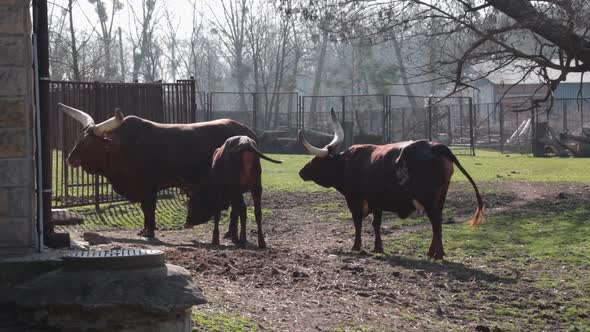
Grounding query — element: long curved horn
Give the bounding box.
[59,103,94,128]
[298,130,329,158]
[93,109,124,136]
[326,108,344,151]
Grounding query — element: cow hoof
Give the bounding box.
[137,229,155,238]
[351,245,362,252]
[258,242,267,249]
[373,247,384,254]
[427,250,445,260]
[212,239,220,245]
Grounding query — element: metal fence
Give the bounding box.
[49,78,590,210]
[471,97,590,153]
[206,92,299,130]
[301,94,389,148]
[387,95,475,155]
[49,80,195,208]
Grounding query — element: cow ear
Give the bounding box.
[114,108,124,121]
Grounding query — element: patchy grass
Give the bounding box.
[385,201,590,331]
[192,310,258,332]
[452,149,590,183]
[71,199,272,230]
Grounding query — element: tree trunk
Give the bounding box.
[118,27,125,82]
[309,29,329,117]
[68,0,80,81]
[392,37,419,110]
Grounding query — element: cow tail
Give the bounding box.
[433,144,485,226]
[248,145,283,164]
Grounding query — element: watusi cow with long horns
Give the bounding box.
[298,109,484,259]
[59,103,257,238]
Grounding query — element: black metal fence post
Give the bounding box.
[93,81,101,211]
[487,104,491,144]
[189,76,196,123]
[467,97,475,156]
[252,92,257,129]
[499,103,504,153]
[563,100,568,131]
[447,105,452,145]
[341,95,346,123]
[427,96,432,140]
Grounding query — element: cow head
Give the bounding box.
[182,177,227,228]
[298,109,345,188]
[60,103,124,174]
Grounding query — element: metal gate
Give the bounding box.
[207,92,299,130]
[388,95,475,156]
[49,79,197,209]
[300,94,389,148]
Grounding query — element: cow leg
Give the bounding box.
[138,195,157,238]
[228,205,240,243]
[252,187,266,249]
[372,209,384,253]
[426,207,445,260]
[212,212,221,245]
[224,216,238,241]
[236,196,248,247]
[346,198,364,251]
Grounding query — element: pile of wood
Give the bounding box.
[534,122,590,157]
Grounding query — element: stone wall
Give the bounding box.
[0,0,37,253]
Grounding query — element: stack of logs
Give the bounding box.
[534,122,590,157]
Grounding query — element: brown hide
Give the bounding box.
[67,115,257,237]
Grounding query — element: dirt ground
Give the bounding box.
[68,181,590,331]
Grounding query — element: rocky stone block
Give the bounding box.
[0,187,31,217]
[0,128,27,157]
[0,158,32,187]
[0,99,26,128]
[0,4,24,34]
[0,68,26,96]
[0,36,24,66]
[0,217,33,248]
[13,263,206,331]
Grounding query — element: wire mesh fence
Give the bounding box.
[49,78,590,211]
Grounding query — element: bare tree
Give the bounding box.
[289,0,590,104]
[210,0,250,111]
[127,0,159,82]
[88,0,123,80]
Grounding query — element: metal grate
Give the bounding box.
[65,249,162,258]
[63,249,165,270]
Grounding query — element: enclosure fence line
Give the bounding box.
[49,78,590,210]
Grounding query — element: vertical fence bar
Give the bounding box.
[427,97,432,141]
[93,81,101,210]
[401,107,406,140]
[341,95,346,124]
[447,106,452,145]
[469,97,475,156]
[499,103,504,153]
[459,101,464,139]
[302,95,306,130]
[252,93,257,129]
[487,104,491,144]
[563,99,568,131]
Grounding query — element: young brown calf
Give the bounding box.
[184,136,281,248]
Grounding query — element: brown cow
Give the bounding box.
[60,103,257,238]
[183,136,282,248]
[298,109,484,259]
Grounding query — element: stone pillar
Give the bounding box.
[0,1,37,253]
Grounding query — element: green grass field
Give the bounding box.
[62,149,590,231]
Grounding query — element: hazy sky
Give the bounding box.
[49,0,225,40]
